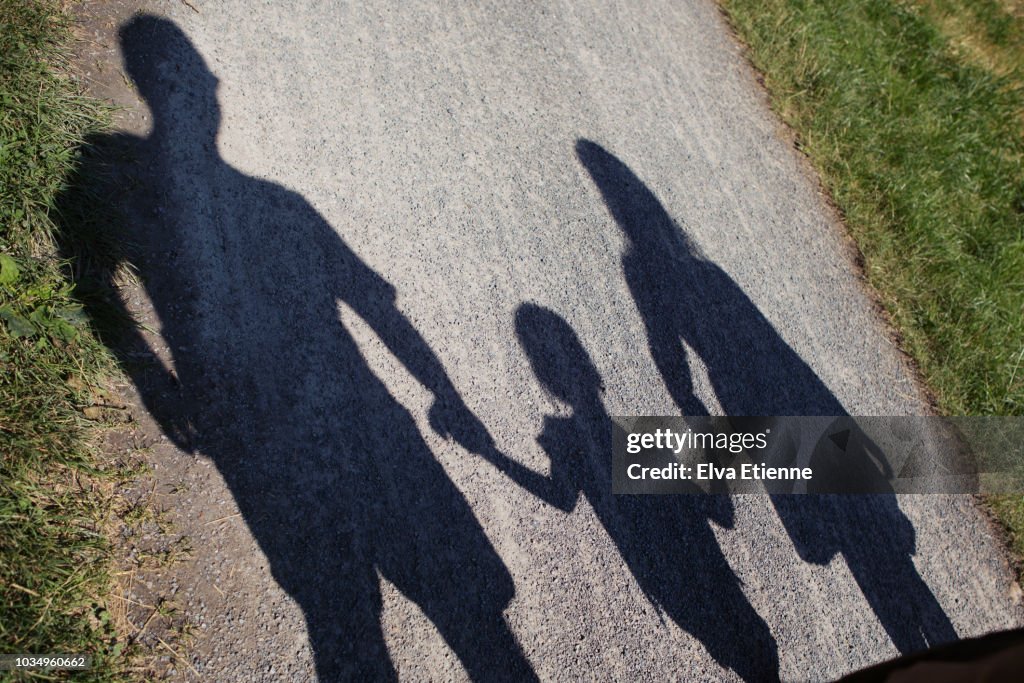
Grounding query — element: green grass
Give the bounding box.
[1,0,131,678]
[718,0,1024,564]
[720,0,1023,415]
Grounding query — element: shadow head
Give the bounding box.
[119,15,220,142]
[515,304,603,407]
[575,139,695,256]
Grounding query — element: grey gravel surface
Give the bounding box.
[69,0,1022,681]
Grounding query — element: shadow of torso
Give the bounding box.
[631,237,955,655]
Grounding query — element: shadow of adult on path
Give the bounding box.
[58,15,535,682]
[484,304,780,682]
[574,139,958,657]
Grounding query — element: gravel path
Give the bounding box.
[70,0,1022,680]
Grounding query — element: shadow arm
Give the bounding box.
[104,306,197,453]
[645,313,709,417]
[478,445,578,512]
[340,268,494,455]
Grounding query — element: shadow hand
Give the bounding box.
[428,396,494,455]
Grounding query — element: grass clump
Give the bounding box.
[1,0,130,677]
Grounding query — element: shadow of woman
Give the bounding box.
[57,15,536,682]
[483,304,780,682]
[574,139,957,657]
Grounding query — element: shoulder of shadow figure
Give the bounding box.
[257,179,340,229]
[58,133,148,214]
[74,132,146,172]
